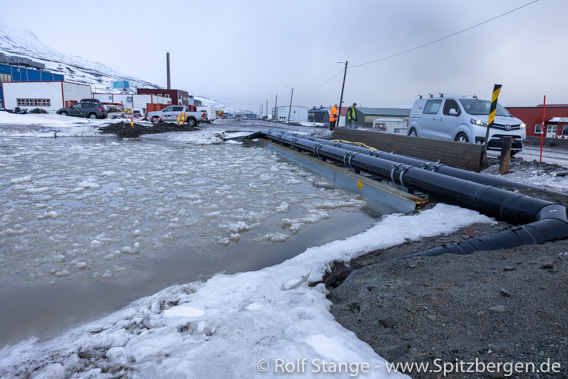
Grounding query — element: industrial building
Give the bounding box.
[308,106,331,124]
[507,105,568,139]
[1,81,91,111]
[93,92,171,115]
[273,105,308,123]
[0,54,64,109]
[136,88,194,106]
[345,107,411,128]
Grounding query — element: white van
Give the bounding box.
[407,95,526,152]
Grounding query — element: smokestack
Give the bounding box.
[166,52,171,89]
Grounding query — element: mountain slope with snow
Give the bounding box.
[0,16,230,111]
[0,16,161,92]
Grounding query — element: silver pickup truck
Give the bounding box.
[146,105,206,127]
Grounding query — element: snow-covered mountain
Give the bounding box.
[0,16,230,111]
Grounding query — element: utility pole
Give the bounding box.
[166,52,171,90]
[274,95,278,120]
[266,99,269,118]
[286,87,294,123]
[337,61,348,126]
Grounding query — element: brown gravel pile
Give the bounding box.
[98,121,199,138]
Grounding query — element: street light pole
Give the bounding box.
[337,61,348,127]
[286,86,294,123]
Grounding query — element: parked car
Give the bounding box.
[407,95,526,152]
[146,105,206,126]
[57,102,108,119]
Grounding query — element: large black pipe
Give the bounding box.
[262,129,541,191]
[256,129,568,255]
[260,129,560,225]
[398,217,568,259]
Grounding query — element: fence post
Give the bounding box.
[499,136,513,174]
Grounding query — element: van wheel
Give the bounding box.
[455,132,469,143]
[408,128,417,137]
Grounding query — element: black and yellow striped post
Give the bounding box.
[483,84,502,154]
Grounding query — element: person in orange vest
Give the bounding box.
[329,104,338,131]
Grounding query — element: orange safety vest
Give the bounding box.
[330,106,338,122]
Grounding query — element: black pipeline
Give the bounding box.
[262,129,540,191]
[257,129,568,255]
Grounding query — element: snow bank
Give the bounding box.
[0,204,493,378]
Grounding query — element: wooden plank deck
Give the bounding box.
[332,129,486,172]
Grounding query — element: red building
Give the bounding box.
[136,88,192,106]
[507,105,568,139]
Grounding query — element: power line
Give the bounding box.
[351,0,539,69]
[276,0,539,103]
[295,68,344,94]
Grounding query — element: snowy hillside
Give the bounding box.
[0,16,228,111]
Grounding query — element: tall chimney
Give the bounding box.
[166,52,171,89]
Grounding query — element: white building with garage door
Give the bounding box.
[1,81,91,112]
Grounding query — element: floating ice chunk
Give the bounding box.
[282,209,331,233]
[224,221,249,234]
[163,304,206,319]
[132,229,143,237]
[25,187,50,194]
[284,178,302,185]
[253,232,290,243]
[121,242,140,254]
[76,262,88,270]
[281,218,302,233]
[10,176,32,184]
[276,202,290,212]
[53,270,69,278]
[102,269,113,279]
[316,199,363,210]
[37,210,58,220]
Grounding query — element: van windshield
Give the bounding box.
[459,99,512,117]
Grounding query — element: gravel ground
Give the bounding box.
[325,158,568,378]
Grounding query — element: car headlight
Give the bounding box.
[520,122,526,129]
[470,118,488,127]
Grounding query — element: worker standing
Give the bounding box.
[347,103,357,130]
[329,104,338,131]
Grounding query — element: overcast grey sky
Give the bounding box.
[2,0,566,111]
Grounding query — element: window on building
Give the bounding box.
[16,98,51,107]
[534,124,543,134]
[0,73,12,82]
[165,94,170,98]
[563,125,568,136]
